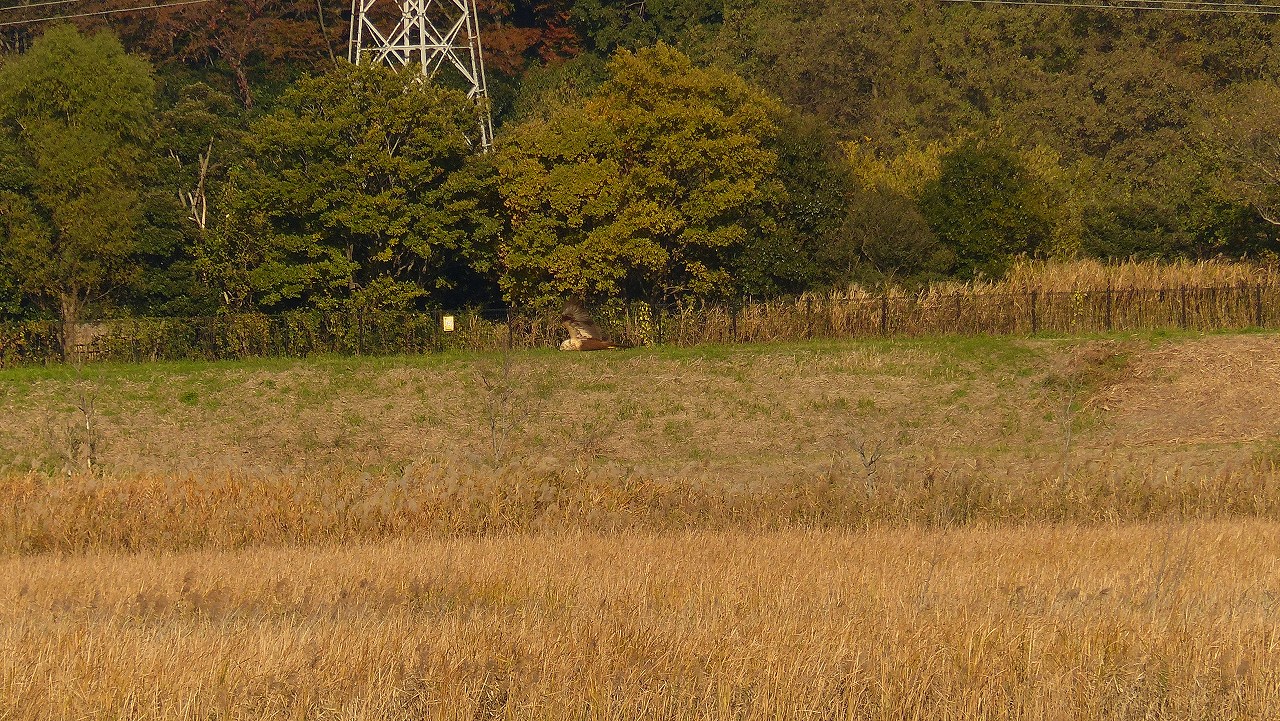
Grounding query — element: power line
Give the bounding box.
[942,0,1280,8]
[0,0,211,27]
[0,0,87,14]
[940,0,1280,14]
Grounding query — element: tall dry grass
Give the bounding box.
[622,258,1280,347]
[4,457,1280,554]
[836,257,1280,297]
[3,522,1277,719]
[998,258,1280,292]
[8,333,1280,552]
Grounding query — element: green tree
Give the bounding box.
[918,142,1051,279]
[502,53,608,124]
[731,110,864,296]
[497,43,785,305]
[571,0,722,54]
[127,83,246,317]
[0,26,156,355]
[830,186,947,285]
[207,62,501,312]
[0,133,28,319]
[1209,81,1280,230]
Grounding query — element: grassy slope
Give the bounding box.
[0,333,1158,477]
[4,329,1276,480]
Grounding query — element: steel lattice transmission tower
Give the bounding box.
[348,0,494,149]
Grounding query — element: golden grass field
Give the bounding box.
[4,329,1280,718]
[4,522,1279,720]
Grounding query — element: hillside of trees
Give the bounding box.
[1,1,1279,346]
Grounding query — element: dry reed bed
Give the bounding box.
[316,264,1280,350]
[5,457,1280,553]
[495,258,1280,348]
[656,284,1278,346]
[997,258,1280,292]
[3,522,1278,719]
[473,281,1280,349]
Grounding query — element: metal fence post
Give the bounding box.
[1030,290,1038,335]
[1180,285,1188,329]
[356,310,365,356]
[1105,283,1113,332]
[436,310,445,353]
[880,294,889,335]
[1257,284,1265,328]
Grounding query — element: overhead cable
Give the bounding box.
[0,0,211,27]
[0,0,88,13]
[940,0,1280,14]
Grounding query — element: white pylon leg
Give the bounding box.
[349,0,493,150]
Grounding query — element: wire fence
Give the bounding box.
[1,283,1277,367]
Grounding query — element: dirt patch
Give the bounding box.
[1093,334,1280,447]
[1039,339,1136,396]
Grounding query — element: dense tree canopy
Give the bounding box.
[206,62,501,312]
[708,0,1280,259]
[2,2,1280,330]
[1209,82,1280,229]
[497,43,786,305]
[918,142,1051,279]
[0,26,157,352]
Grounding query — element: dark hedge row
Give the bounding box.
[4,284,1276,367]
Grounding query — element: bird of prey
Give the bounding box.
[559,302,626,351]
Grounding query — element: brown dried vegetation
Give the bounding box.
[3,332,1280,717]
[3,524,1279,719]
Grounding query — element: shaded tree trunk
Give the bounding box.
[59,291,83,363]
[227,56,254,109]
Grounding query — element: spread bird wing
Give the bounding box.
[578,338,619,351]
[560,302,604,341]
